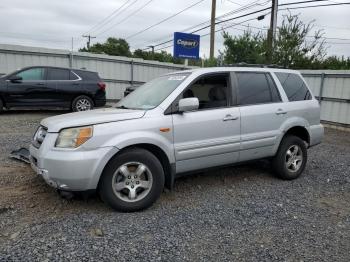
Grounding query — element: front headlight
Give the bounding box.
[55,126,93,148]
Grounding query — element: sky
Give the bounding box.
[0,0,350,59]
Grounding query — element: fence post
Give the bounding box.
[68,52,73,68]
[130,60,134,87]
[318,73,325,103]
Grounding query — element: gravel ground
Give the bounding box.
[0,110,349,261]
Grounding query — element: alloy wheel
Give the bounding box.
[285,145,303,172]
[112,162,153,202]
[76,99,92,111]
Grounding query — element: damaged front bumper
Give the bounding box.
[28,132,119,192]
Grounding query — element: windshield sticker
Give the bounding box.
[168,75,187,81]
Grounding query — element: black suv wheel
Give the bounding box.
[72,95,94,112]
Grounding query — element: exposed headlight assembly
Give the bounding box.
[55,126,93,148]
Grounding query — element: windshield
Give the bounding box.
[116,73,190,110]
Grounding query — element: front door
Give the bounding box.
[172,73,241,174]
[6,67,55,107]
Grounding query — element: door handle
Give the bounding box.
[36,82,45,86]
[223,114,239,121]
[276,108,287,115]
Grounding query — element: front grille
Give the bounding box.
[32,126,47,148]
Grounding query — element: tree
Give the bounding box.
[222,30,266,65]
[220,13,331,69]
[273,13,326,68]
[133,49,183,64]
[319,56,350,69]
[80,37,131,57]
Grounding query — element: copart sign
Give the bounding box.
[173,32,200,59]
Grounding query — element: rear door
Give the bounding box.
[172,72,241,173]
[234,71,287,161]
[47,68,76,107]
[6,67,51,106]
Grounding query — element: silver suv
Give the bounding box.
[29,67,324,211]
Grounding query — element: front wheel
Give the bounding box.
[99,148,164,212]
[272,135,307,180]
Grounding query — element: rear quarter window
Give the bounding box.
[75,70,99,81]
[275,72,312,101]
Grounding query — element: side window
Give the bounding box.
[182,74,229,109]
[236,72,281,105]
[275,72,312,101]
[16,68,44,81]
[47,68,70,80]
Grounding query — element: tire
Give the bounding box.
[99,148,165,212]
[72,95,94,112]
[272,135,307,180]
[0,99,3,112]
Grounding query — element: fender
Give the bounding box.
[100,130,176,164]
[273,116,311,154]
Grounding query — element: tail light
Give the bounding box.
[98,82,106,91]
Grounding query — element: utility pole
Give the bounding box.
[266,0,278,63]
[82,35,96,49]
[209,0,216,59]
[147,45,155,54]
[147,45,155,59]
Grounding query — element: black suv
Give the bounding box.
[0,66,106,112]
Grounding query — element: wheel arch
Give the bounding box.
[272,125,311,156]
[284,126,310,145]
[71,94,95,106]
[98,143,175,190]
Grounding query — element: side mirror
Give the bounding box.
[178,97,199,113]
[8,75,22,83]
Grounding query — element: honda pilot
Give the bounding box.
[29,67,324,212]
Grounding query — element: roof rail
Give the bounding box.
[222,62,286,69]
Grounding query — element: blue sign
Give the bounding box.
[173,32,200,59]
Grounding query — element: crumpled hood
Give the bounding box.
[41,108,146,132]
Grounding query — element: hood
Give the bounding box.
[41,108,146,132]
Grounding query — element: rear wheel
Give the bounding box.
[99,148,164,212]
[272,135,307,180]
[0,99,3,112]
[72,95,94,112]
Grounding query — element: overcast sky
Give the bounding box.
[0,0,350,58]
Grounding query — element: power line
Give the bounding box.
[315,24,350,31]
[82,35,96,49]
[279,1,350,11]
[153,1,350,52]
[149,0,346,51]
[143,0,271,50]
[146,0,268,47]
[125,0,206,40]
[96,0,155,37]
[232,23,350,41]
[84,0,139,35]
[155,16,264,51]
[144,0,329,48]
